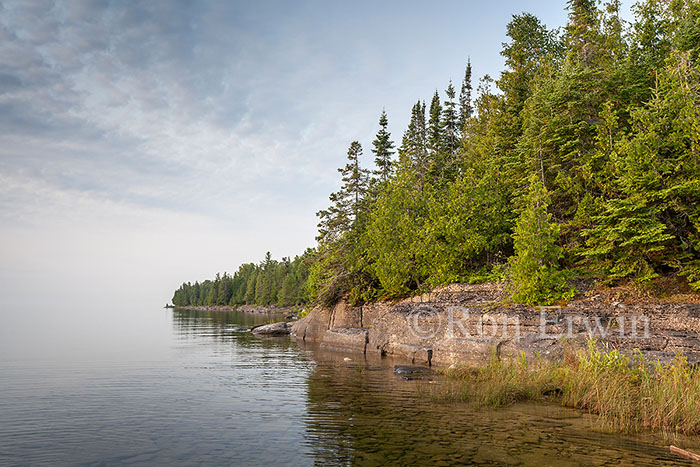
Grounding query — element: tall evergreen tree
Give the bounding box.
[441,81,458,157]
[500,13,561,116]
[458,58,473,136]
[427,91,442,158]
[316,141,370,243]
[566,0,602,65]
[371,110,395,183]
[398,100,428,178]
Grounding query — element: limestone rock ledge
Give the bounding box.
[291,283,700,367]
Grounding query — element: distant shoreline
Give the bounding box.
[169,304,300,315]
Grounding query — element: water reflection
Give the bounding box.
[1,307,697,466]
[170,308,294,349]
[300,347,698,466]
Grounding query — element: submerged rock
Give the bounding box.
[394,365,431,376]
[394,365,434,381]
[251,322,291,336]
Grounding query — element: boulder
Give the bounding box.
[251,322,291,336]
[291,306,332,342]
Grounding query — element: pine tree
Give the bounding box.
[371,110,395,183]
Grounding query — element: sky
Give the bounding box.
[0,0,635,308]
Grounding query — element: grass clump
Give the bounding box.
[562,342,700,434]
[436,349,562,407]
[432,341,700,435]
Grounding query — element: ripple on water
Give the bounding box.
[1,308,698,466]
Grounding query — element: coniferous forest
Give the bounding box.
[174,0,700,307]
[171,251,312,307]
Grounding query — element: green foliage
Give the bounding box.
[422,169,511,285]
[509,176,574,305]
[398,101,428,179]
[583,50,700,285]
[365,168,427,297]
[371,110,395,183]
[582,196,674,281]
[317,141,371,244]
[426,91,442,159]
[440,81,459,159]
[458,58,473,135]
[171,250,312,307]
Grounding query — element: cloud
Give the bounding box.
[0,0,602,307]
[0,172,317,306]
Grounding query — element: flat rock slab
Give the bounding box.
[320,327,368,353]
[251,322,291,336]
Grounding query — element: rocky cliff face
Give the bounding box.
[291,283,700,367]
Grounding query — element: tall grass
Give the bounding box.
[432,342,700,435]
[433,349,561,407]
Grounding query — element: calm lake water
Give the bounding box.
[1,304,698,466]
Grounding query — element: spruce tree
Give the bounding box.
[458,58,473,136]
[398,100,428,178]
[583,51,699,284]
[427,90,442,158]
[441,81,458,156]
[566,0,602,65]
[371,110,395,183]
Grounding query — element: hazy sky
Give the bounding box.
[0,0,634,307]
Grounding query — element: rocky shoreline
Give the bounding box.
[172,304,297,315]
[291,282,700,367]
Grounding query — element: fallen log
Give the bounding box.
[670,445,700,463]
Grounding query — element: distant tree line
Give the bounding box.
[172,250,312,307]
